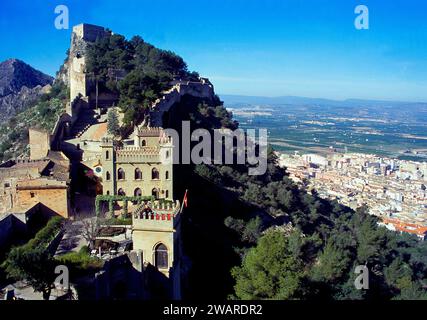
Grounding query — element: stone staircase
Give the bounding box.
[70,108,102,139]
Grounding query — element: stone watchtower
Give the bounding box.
[67,24,111,122]
[132,200,182,299]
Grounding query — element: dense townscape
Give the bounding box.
[279,152,427,238]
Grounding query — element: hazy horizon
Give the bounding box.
[219,93,427,105]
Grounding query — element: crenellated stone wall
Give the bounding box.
[149,79,215,126]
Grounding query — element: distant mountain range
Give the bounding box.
[220,94,427,108]
[0,59,53,122]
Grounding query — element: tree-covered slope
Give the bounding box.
[166,94,427,300]
[85,33,200,131]
[0,81,68,161]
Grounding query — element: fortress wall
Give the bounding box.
[50,113,72,151]
[69,56,87,103]
[0,167,40,180]
[68,96,89,124]
[149,81,215,127]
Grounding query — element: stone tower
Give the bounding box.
[67,24,111,122]
[132,200,182,299]
[100,138,116,195]
[29,128,50,160]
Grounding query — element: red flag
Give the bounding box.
[180,189,188,213]
[183,189,188,208]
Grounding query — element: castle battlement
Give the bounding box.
[116,155,160,163]
[116,146,160,154]
[115,147,162,163]
[132,200,181,230]
[133,200,180,215]
[136,126,164,137]
[100,137,117,147]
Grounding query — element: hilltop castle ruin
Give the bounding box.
[0,23,219,299]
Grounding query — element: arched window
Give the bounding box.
[154,244,168,269]
[106,191,110,195]
[105,150,109,160]
[141,139,146,147]
[152,188,159,199]
[134,168,142,180]
[165,190,169,198]
[106,171,111,181]
[165,171,169,180]
[118,168,125,180]
[134,188,142,197]
[151,168,159,180]
[118,188,126,196]
[166,151,170,159]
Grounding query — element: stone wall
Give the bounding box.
[67,96,89,124]
[73,23,110,42]
[50,113,72,151]
[149,80,215,127]
[0,178,17,214]
[0,164,45,180]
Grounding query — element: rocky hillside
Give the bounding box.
[0,59,53,122]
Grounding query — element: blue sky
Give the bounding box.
[1,0,426,101]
